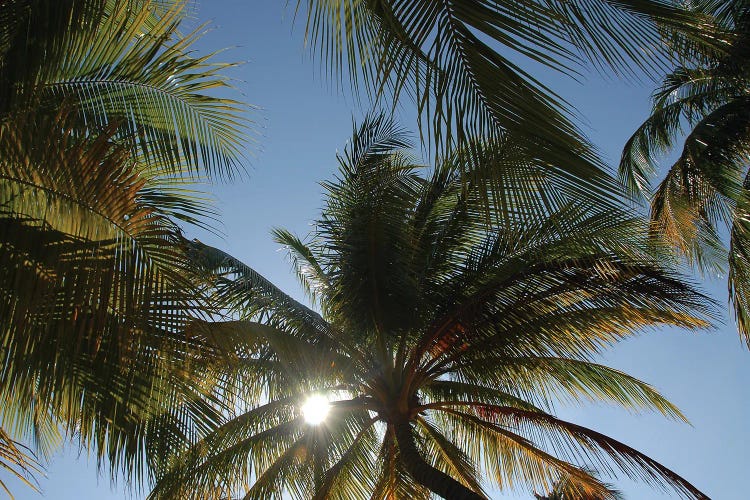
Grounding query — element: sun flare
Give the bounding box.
[301,394,330,425]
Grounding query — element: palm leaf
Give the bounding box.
[0,1,248,490]
[299,0,725,211]
[620,2,750,343]
[0,426,43,498]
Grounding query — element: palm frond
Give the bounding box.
[0,426,43,498]
[477,406,708,499]
[621,3,750,343]
[0,1,249,489]
[534,468,625,499]
[443,357,688,421]
[415,416,484,495]
[272,228,332,307]
[729,194,750,347]
[299,0,725,210]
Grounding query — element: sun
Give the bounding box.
[301,394,330,425]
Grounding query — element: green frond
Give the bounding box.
[414,416,484,495]
[1,0,248,180]
[0,111,228,482]
[535,469,625,500]
[272,228,332,307]
[622,3,750,342]
[152,399,376,499]
[298,0,724,210]
[467,405,708,499]
[186,319,354,387]
[186,239,328,327]
[369,429,431,500]
[647,97,750,274]
[312,417,380,500]
[0,426,43,498]
[0,1,250,491]
[433,408,607,497]
[420,380,547,413]
[729,194,750,347]
[453,357,688,421]
[149,393,305,497]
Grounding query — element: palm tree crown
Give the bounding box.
[151,117,712,500]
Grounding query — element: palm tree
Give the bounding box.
[0,0,247,492]
[619,0,750,345]
[150,117,712,499]
[299,0,727,205]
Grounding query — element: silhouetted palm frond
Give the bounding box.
[0,0,247,493]
[620,0,750,345]
[298,0,727,210]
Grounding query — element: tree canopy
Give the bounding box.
[0,1,739,497]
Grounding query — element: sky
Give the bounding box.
[6,1,750,499]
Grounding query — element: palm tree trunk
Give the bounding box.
[393,421,484,500]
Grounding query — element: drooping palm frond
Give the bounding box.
[152,117,713,499]
[1,0,248,180]
[0,0,249,493]
[619,64,739,197]
[185,239,331,338]
[0,426,43,498]
[298,0,726,208]
[0,106,235,488]
[729,193,750,344]
[534,468,624,499]
[620,1,750,344]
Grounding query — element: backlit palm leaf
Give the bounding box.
[0,426,42,498]
[0,106,230,487]
[299,0,724,208]
[0,0,247,493]
[534,468,624,499]
[619,1,750,344]
[1,1,246,179]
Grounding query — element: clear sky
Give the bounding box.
[6,1,750,499]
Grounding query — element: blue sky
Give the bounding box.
[7,1,750,498]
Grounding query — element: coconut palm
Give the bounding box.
[619,0,750,345]
[150,117,712,499]
[0,0,247,492]
[299,0,726,204]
